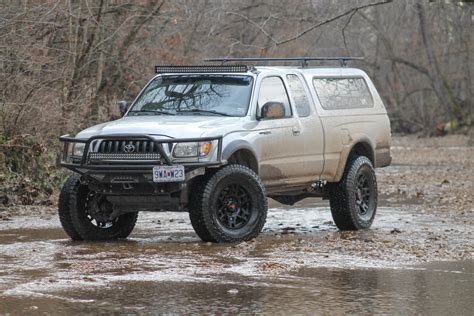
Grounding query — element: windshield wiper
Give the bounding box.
[128,110,175,115]
[177,109,232,117]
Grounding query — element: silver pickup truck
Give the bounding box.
[59,58,391,243]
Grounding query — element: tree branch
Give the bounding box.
[226,11,278,45]
[391,57,430,76]
[229,0,393,48]
[342,9,357,54]
[277,0,393,46]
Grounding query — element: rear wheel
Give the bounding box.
[189,165,267,243]
[59,175,138,241]
[328,156,377,230]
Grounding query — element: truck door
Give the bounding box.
[285,73,325,180]
[254,76,306,186]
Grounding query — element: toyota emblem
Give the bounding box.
[123,144,135,153]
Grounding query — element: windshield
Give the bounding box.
[128,75,254,117]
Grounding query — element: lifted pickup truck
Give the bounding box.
[59,57,391,243]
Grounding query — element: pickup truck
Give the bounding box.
[59,59,392,243]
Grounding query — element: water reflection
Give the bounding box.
[2,261,471,314]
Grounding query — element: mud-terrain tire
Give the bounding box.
[58,175,83,240]
[61,176,138,241]
[328,156,377,230]
[188,165,268,243]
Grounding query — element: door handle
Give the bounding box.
[292,128,301,136]
[259,130,272,135]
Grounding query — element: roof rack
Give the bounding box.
[205,57,364,67]
[155,65,248,74]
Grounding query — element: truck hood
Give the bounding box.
[75,115,244,139]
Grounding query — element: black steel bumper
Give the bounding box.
[59,133,224,178]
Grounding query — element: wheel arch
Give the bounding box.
[222,140,259,174]
[334,136,375,182]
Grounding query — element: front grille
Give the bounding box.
[88,139,167,163]
[94,140,162,154]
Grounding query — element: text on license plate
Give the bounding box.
[153,165,185,182]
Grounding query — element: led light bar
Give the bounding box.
[155,65,248,74]
[89,153,162,161]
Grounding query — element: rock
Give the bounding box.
[281,227,296,235]
[0,195,8,205]
[83,277,96,282]
[227,288,239,294]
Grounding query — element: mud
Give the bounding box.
[0,135,473,314]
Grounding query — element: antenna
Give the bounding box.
[204,57,364,67]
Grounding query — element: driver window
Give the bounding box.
[258,77,292,117]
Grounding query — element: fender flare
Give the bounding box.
[221,139,259,174]
[334,134,375,182]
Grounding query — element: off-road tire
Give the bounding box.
[188,164,268,243]
[58,175,83,240]
[62,176,138,241]
[328,155,377,230]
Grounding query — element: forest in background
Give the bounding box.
[0,0,472,205]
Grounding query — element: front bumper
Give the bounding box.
[60,134,224,180]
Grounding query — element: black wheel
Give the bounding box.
[189,164,268,243]
[58,175,83,240]
[60,176,138,241]
[328,156,377,230]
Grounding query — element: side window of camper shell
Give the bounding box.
[312,77,373,110]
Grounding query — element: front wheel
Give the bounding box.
[58,175,138,241]
[189,165,268,243]
[328,156,377,230]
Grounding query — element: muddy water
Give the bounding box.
[0,202,473,314]
[1,261,472,314]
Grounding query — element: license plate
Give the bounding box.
[153,165,185,182]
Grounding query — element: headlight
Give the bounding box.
[73,143,85,156]
[173,142,212,158]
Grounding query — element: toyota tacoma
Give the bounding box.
[58,58,391,243]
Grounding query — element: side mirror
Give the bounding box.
[259,101,285,120]
[117,100,129,116]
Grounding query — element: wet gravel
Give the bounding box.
[378,134,473,215]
